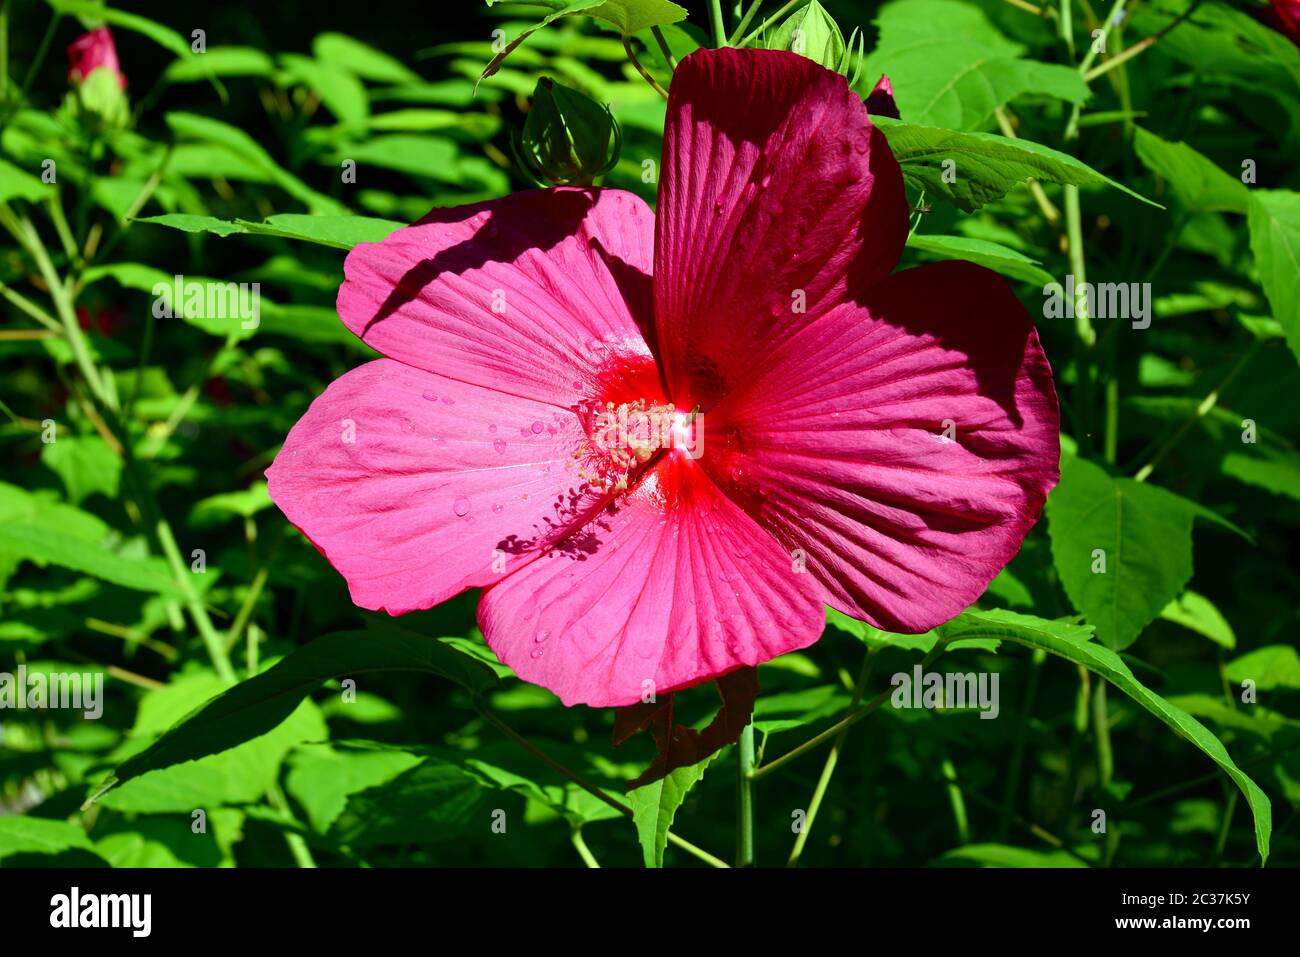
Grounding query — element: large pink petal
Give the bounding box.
[266,359,628,615]
[477,454,825,707]
[702,260,1060,634]
[337,187,658,409]
[654,47,907,409]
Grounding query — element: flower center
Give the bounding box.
[574,399,704,493]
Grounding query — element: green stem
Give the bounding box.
[998,647,1046,839]
[708,0,728,47]
[0,278,62,332]
[940,752,970,844]
[736,722,755,866]
[728,0,764,44]
[477,701,729,868]
[1093,681,1114,788]
[621,35,668,100]
[571,827,601,868]
[0,0,9,102]
[266,782,316,868]
[154,517,237,683]
[787,648,875,865]
[650,25,678,70]
[737,0,800,47]
[754,642,948,781]
[0,206,113,409]
[19,11,60,100]
[1133,341,1259,482]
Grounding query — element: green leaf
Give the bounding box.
[1225,646,1300,691]
[87,629,501,805]
[0,157,47,203]
[0,816,100,862]
[312,33,422,85]
[165,112,347,214]
[1132,127,1250,214]
[163,46,275,82]
[286,743,423,833]
[1247,190,1300,367]
[939,843,1089,867]
[1132,1,1300,131]
[480,0,688,83]
[48,0,192,59]
[39,435,122,505]
[1046,457,1206,650]
[874,117,1156,213]
[280,54,370,125]
[628,753,716,867]
[136,212,403,249]
[188,482,273,527]
[1160,590,1237,650]
[987,614,1272,864]
[0,484,182,597]
[906,233,1054,286]
[101,697,326,813]
[327,758,487,847]
[860,0,1088,130]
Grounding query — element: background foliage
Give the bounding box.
[1,0,1298,868]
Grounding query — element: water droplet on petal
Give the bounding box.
[535,630,551,644]
[421,391,438,401]
[529,647,544,659]
[530,421,544,434]
[493,439,507,454]
[488,424,498,433]
[453,497,471,517]
[441,396,455,406]
[491,503,504,513]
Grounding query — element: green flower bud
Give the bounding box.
[74,66,131,129]
[515,78,620,187]
[766,1,845,73]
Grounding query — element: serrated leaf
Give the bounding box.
[1247,190,1300,367]
[1046,457,1204,650]
[987,615,1271,864]
[87,629,500,805]
[1160,590,1236,650]
[906,233,1054,286]
[136,212,402,249]
[480,0,688,83]
[1225,646,1300,691]
[628,753,716,867]
[280,53,369,125]
[1133,127,1250,214]
[875,117,1156,213]
[0,816,100,862]
[39,435,122,505]
[0,157,48,203]
[312,33,422,85]
[860,0,1087,129]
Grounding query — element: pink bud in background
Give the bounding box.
[67,26,126,89]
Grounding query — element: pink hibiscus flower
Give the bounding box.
[266,48,1059,708]
[67,26,126,89]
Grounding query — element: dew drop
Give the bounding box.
[535,630,551,644]
[441,396,455,406]
[493,439,507,454]
[488,424,498,433]
[453,497,471,517]
[491,503,504,513]
[530,420,544,434]
[529,647,544,659]
[421,391,438,402]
